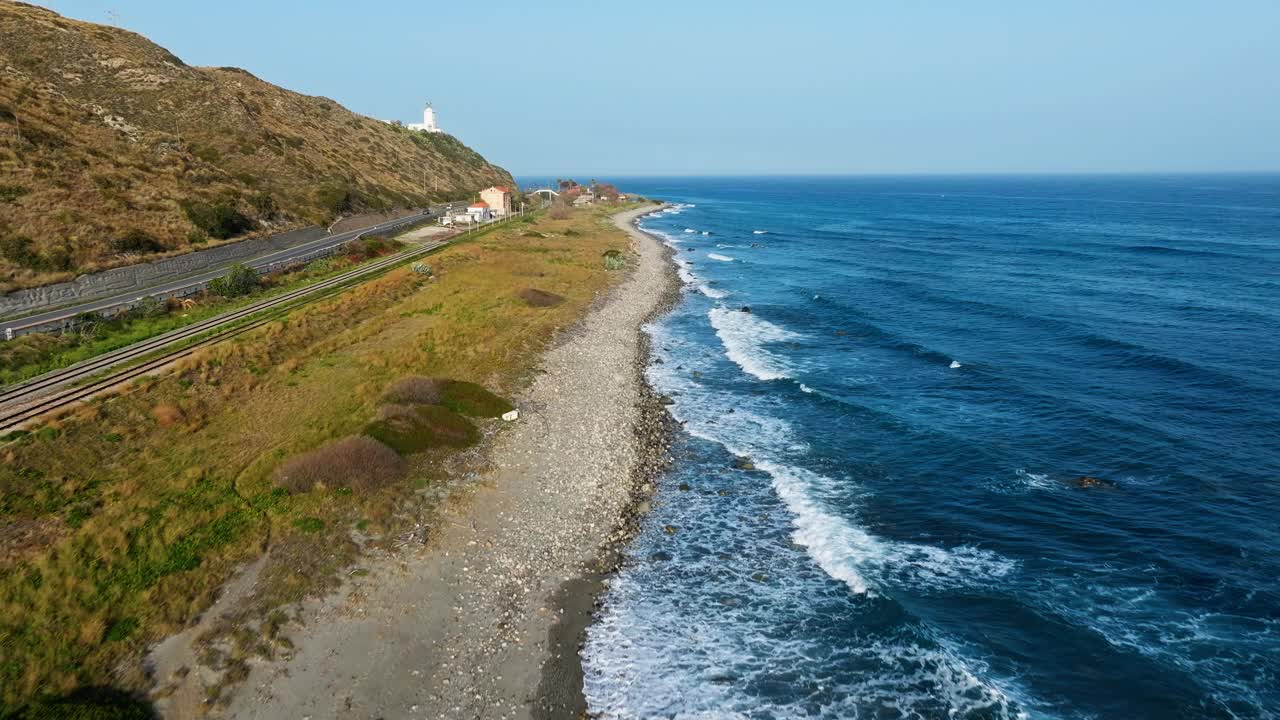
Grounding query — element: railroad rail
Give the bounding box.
[0,236,452,432]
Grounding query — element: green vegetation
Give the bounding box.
[179,201,254,240]
[362,404,479,454]
[205,263,259,298]
[0,203,642,710]
[0,249,399,386]
[438,381,515,418]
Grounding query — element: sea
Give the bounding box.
[527,175,1280,719]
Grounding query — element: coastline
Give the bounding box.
[532,209,682,717]
[215,203,678,719]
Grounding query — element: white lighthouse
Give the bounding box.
[408,102,441,133]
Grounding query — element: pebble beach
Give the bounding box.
[220,204,678,719]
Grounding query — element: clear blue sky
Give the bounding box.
[39,1,1280,176]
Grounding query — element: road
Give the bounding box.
[1,201,471,338]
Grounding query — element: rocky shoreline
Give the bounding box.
[532,207,683,718]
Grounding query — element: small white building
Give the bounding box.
[408,102,441,133]
[466,200,492,222]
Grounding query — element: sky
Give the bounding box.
[38,0,1280,177]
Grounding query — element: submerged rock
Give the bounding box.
[1070,475,1116,489]
[731,457,755,471]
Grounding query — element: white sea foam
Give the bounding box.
[950,360,963,369]
[699,284,728,299]
[799,383,814,393]
[684,228,698,233]
[708,253,734,262]
[707,308,798,381]
[701,230,711,235]
[753,229,769,234]
[758,460,1016,596]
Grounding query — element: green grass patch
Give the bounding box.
[363,404,478,454]
[438,381,514,418]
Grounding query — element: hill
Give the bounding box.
[0,1,513,290]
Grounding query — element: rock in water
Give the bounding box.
[1070,475,1116,489]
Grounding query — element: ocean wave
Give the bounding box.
[708,253,734,262]
[759,460,1017,596]
[699,284,728,299]
[707,307,798,381]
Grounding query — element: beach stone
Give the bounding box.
[731,457,755,471]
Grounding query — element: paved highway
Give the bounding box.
[1,201,471,338]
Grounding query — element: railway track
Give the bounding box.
[0,236,451,432]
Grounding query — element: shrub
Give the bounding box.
[14,686,156,719]
[110,229,163,255]
[603,249,625,270]
[382,376,444,405]
[518,288,565,307]
[0,234,41,269]
[315,184,355,216]
[274,436,405,494]
[180,200,254,239]
[438,381,514,418]
[548,204,570,220]
[206,263,259,297]
[0,184,28,202]
[363,405,478,454]
[248,192,277,218]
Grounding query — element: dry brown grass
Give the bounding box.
[273,436,405,494]
[0,3,512,288]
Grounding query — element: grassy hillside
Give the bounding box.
[0,1,513,290]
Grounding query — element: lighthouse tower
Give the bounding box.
[408,102,441,133]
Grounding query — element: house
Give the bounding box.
[466,200,492,222]
[479,186,513,216]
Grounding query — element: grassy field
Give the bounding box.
[0,203,645,712]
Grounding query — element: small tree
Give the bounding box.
[207,263,259,297]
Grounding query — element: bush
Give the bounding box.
[206,263,259,297]
[438,381,514,418]
[12,686,156,719]
[274,436,405,494]
[248,192,277,218]
[110,229,163,255]
[548,204,570,220]
[383,376,444,405]
[180,200,254,239]
[0,234,41,269]
[363,405,478,454]
[603,249,625,270]
[315,184,355,216]
[518,288,565,307]
[0,184,28,202]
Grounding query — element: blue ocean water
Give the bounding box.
[557,176,1280,718]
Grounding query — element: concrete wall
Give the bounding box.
[0,209,428,319]
[0,225,327,319]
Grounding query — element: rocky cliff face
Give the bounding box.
[0,1,513,289]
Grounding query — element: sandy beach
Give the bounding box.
[210,204,676,719]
